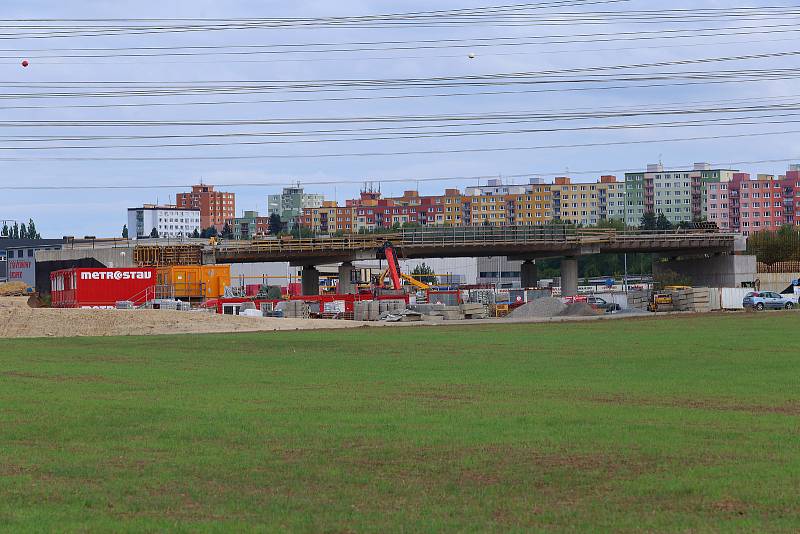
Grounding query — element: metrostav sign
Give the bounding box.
[80,271,153,281]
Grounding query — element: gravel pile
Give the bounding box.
[561,302,602,316]
[507,297,566,318]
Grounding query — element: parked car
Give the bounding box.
[587,296,622,313]
[743,291,796,310]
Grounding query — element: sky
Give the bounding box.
[1,0,799,237]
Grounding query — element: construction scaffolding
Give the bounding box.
[134,245,203,267]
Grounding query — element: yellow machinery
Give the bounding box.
[377,268,432,291]
[647,292,674,312]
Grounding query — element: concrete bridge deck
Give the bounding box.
[212,226,737,265]
[210,226,738,296]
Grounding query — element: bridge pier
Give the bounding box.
[561,256,579,297]
[301,266,320,296]
[337,262,355,294]
[521,260,538,289]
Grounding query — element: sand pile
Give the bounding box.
[0,306,372,339]
[0,282,29,296]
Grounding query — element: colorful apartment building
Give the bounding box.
[624,163,738,226]
[176,184,235,232]
[300,201,356,234]
[727,172,797,236]
[294,163,800,235]
[228,210,271,239]
[299,176,623,232]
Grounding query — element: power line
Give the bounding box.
[0,126,797,161]
[2,156,799,191]
[5,21,800,60]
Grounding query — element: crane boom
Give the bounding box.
[379,241,403,291]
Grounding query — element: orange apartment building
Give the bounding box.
[176,184,235,232]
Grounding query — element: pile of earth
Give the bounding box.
[0,281,29,296]
[507,297,602,319]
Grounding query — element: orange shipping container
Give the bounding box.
[157,265,231,299]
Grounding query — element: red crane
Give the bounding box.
[378,241,403,290]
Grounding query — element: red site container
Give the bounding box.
[50,267,157,308]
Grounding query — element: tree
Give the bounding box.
[27,218,40,239]
[11,222,18,239]
[596,218,625,231]
[411,263,437,285]
[746,225,800,264]
[639,211,657,231]
[655,213,673,231]
[149,227,159,238]
[122,224,129,238]
[191,228,200,238]
[19,223,27,239]
[200,226,218,239]
[268,213,283,235]
[221,222,234,239]
[1,223,7,237]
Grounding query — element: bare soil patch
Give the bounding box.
[0,301,371,339]
[588,394,800,416]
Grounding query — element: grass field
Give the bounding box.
[1,313,799,532]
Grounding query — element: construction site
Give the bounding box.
[1,226,797,339]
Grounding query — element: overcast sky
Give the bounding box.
[1,0,798,237]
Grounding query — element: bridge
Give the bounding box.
[211,226,739,296]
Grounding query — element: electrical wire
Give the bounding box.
[1,155,799,190]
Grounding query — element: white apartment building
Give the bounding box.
[465,177,545,196]
[127,205,201,239]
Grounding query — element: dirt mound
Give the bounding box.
[561,302,602,317]
[0,282,29,296]
[0,296,30,308]
[0,307,372,339]
[507,297,566,318]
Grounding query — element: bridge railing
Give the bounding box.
[215,234,392,254]
[398,225,587,246]
[213,226,735,254]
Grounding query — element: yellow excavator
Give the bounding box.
[377,268,432,291]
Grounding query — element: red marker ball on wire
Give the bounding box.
[21,60,29,67]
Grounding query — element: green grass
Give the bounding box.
[1,314,800,532]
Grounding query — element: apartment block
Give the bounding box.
[300,201,356,234]
[728,173,796,236]
[228,211,271,239]
[127,205,201,239]
[268,186,324,227]
[176,184,235,232]
[624,163,738,226]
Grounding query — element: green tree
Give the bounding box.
[191,228,200,238]
[290,225,316,238]
[221,222,234,239]
[1,223,8,237]
[11,222,19,239]
[27,219,40,239]
[639,211,657,231]
[268,213,283,235]
[19,223,27,239]
[411,263,437,285]
[655,213,673,231]
[200,227,218,239]
[122,224,129,238]
[149,227,159,238]
[746,225,800,264]
[597,218,625,231]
